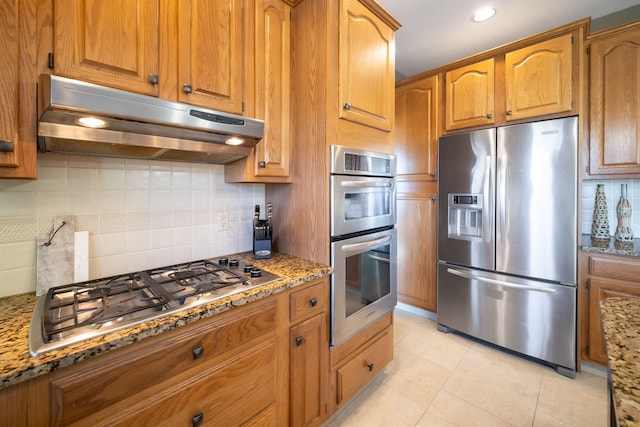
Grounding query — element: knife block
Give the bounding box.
[253,224,272,259]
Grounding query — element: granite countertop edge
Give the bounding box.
[600,297,640,427]
[0,252,333,390]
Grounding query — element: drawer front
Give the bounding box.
[336,328,393,405]
[589,255,640,283]
[79,340,278,427]
[290,280,328,323]
[51,299,277,425]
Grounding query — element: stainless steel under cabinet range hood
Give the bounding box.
[37,75,265,164]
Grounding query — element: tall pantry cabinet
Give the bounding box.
[266,0,399,418]
[394,74,440,312]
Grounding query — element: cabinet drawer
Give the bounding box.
[290,280,327,322]
[336,328,393,405]
[589,255,640,283]
[50,299,277,425]
[79,340,278,427]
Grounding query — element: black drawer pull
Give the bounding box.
[0,141,14,153]
[309,297,318,307]
[367,363,374,372]
[296,336,304,346]
[192,346,204,360]
[192,412,204,427]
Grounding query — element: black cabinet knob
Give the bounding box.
[192,346,204,360]
[506,110,513,116]
[259,161,266,168]
[148,74,159,84]
[309,297,318,307]
[183,84,193,94]
[343,102,351,110]
[192,412,204,427]
[367,363,374,372]
[296,336,304,346]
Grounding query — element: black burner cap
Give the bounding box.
[250,268,262,278]
[218,258,229,265]
[243,264,254,273]
[229,259,239,267]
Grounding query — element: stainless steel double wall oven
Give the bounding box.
[330,145,397,347]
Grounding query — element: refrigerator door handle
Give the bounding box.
[446,268,556,294]
[497,155,507,242]
[483,155,492,243]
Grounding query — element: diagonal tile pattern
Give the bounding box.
[325,308,608,427]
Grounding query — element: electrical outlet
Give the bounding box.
[217,211,229,231]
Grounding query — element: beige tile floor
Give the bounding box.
[324,307,608,427]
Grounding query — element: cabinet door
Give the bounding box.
[290,313,327,427]
[395,75,439,180]
[396,182,437,311]
[53,0,159,96]
[445,58,495,130]
[587,278,640,365]
[0,0,37,178]
[589,25,640,175]
[339,0,395,132]
[178,0,245,114]
[505,33,574,121]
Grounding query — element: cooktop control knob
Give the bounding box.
[250,268,262,278]
[218,258,229,265]
[229,259,239,267]
[243,264,254,273]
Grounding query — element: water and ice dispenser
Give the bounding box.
[447,194,483,240]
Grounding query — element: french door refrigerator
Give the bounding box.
[436,116,578,377]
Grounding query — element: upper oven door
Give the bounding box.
[330,175,396,237]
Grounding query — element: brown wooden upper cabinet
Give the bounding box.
[445,58,495,130]
[53,0,246,114]
[225,0,292,183]
[445,33,575,131]
[0,0,37,178]
[339,0,396,132]
[588,21,640,176]
[395,75,439,180]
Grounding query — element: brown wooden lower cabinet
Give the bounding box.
[328,312,394,413]
[580,252,640,365]
[0,277,395,427]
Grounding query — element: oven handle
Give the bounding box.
[340,181,393,188]
[341,235,392,254]
[367,254,390,263]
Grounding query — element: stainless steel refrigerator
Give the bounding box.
[436,116,578,377]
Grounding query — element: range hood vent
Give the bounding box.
[37,75,264,164]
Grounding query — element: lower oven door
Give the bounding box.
[331,227,397,347]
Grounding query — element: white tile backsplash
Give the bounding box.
[582,179,639,237]
[0,153,265,298]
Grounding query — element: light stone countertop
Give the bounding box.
[582,234,640,257]
[600,297,640,427]
[0,252,332,389]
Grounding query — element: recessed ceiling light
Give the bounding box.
[473,7,496,22]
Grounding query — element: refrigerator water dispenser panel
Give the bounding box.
[448,194,483,240]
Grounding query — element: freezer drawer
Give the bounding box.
[437,263,576,371]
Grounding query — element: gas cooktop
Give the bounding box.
[29,258,281,356]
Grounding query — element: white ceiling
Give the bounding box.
[376,0,640,79]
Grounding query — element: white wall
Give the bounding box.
[0,153,265,298]
[581,179,640,238]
